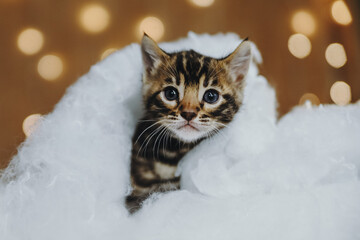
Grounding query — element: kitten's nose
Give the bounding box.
[181,112,197,121]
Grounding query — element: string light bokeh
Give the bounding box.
[291,11,316,36]
[0,0,359,167]
[188,0,215,8]
[325,43,347,68]
[22,114,42,137]
[78,4,111,33]
[299,93,321,106]
[138,16,165,41]
[100,48,118,60]
[330,81,352,105]
[37,54,64,81]
[288,33,312,59]
[331,0,353,25]
[17,28,44,55]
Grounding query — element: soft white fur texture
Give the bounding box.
[1,32,360,240]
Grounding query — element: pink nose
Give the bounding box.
[181,112,197,121]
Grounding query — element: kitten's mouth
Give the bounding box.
[177,123,199,131]
[172,122,205,142]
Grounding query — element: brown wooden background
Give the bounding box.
[0,0,359,168]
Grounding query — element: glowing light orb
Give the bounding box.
[17,28,44,55]
[189,0,215,7]
[37,55,64,81]
[288,33,312,59]
[291,10,316,36]
[23,114,42,137]
[299,93,320,105]
[79,4,110,33]
[138,16,164,41]
[325,43,347,68]
[100,48,117,60]
[331,1,352,26]
[330,81,351,106]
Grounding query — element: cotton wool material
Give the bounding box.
[1,32,360,240]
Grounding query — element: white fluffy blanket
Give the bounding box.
[1,32,360,240]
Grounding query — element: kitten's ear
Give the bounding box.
[222,39,252,86]
[141,33,168,73]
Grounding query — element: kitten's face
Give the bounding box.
[141,34,251,143]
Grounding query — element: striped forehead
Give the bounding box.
[170,50,212,86]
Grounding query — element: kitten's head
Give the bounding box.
[141,34,251,143]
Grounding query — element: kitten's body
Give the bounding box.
[126,35,251,213]
[126,120,195,211]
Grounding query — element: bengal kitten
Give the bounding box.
[126,34,251,213]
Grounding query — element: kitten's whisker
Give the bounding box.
[137,119,158,123]
[144,125,167,157]
[160,127,171,159]
[213,126,227,140]
[214,124,230,138]
[137,127,157,157]
[137,125,165,157]
[214,122,229,129]
[159,125,170,157]
[157,125,171,155]
[204,124,227,141]
[153,126,168,159]
[134,120,165,145]
[163,128,171,157]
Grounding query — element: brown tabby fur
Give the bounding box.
[126,34,251,213]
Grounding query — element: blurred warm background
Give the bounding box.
[0,0,359,168]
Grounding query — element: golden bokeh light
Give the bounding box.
[330,81,351,106]
[189,0,215,7]
[37,54,64,81]
[325,43,347,68]
[299,93,320,105]
[100,48,118,60]
[22,114,42,137]
[79,4,110,33]
[288,33,312,59]
[138,16,165,41]
[331,0,352,26]
[291,10,316,36]
[17,28,44,55]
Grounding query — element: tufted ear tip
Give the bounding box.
[141,33,156,52]
[141,32,152,43]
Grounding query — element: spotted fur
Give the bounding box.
[125,34,251,213]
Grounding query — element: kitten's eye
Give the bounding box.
[203,89,219,104]
[164,87,178,101]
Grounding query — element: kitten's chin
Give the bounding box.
[170,125,206,143]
